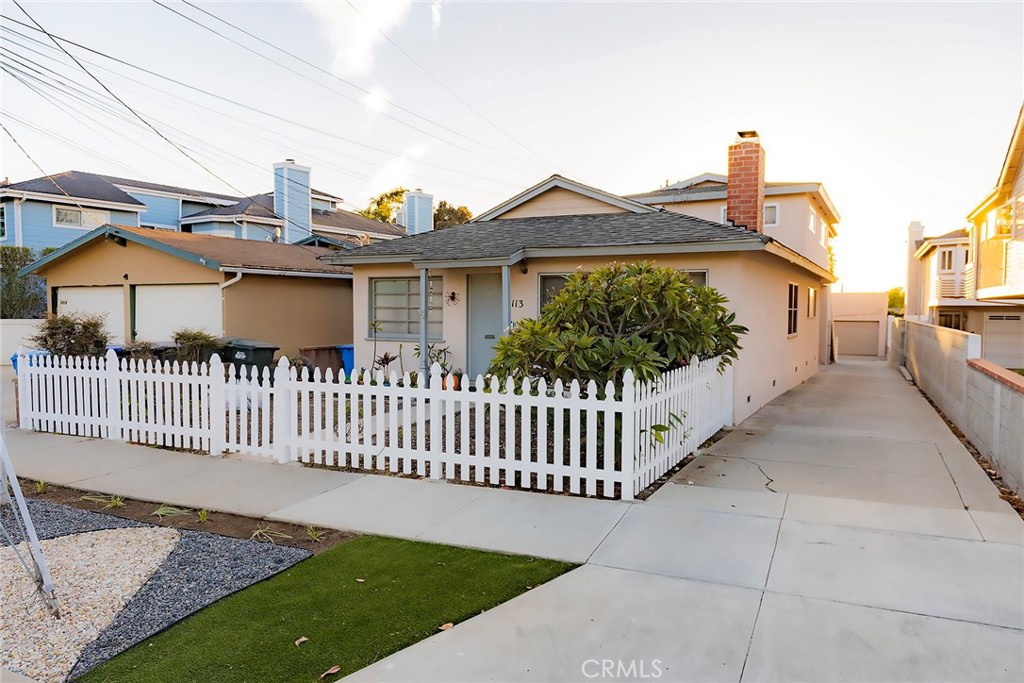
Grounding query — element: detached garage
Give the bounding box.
[22,225,353,357]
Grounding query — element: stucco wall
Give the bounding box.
[352,250,824,423]
[0,319,42,364]
[222,275,352,357]
[832,291,888,356]
[496,188,629,219]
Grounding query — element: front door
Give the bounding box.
[468,274,503,378]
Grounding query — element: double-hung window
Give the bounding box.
[0,205,6,240]
[807,287,817,318]
[539,274,570,308]
[370,277,443,339]
[54,206,109,229]
[787,283,799,335]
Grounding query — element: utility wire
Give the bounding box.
[170,0,548,175]
[8,1,349,257]
[340,0,560,172]
[0,20,524,192]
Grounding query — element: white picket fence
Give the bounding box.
[16,350,733,499]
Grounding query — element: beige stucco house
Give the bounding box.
[905,104,1024,369]
[21,225,353,357]
[334,132,837,423]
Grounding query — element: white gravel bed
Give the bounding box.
[0,526,179,683]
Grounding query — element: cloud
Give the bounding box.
[303,0,411,77]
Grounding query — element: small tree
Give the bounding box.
[887,286,905,314]
[30,313,112,357]
[359,187,407,223]
[488,262,747,387]
[1,246,46,319]
[433,200,472,229]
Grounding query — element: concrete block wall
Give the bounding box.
[904,321,981,428]
[904,320,1023,494]
[965,360,1024,493]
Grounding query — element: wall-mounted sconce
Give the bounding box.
[518,260,529,275]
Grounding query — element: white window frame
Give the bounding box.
[369,276,443,341]
[53,205,110,230]
[787,283,799,336]
[0,204,6,241]
[683,269,709,286]
[763,203,779,227]
[539,273,570,309]
[808,210,817,234]
[807,287,817,319]
[939,248,954,272]
[720,206,729,224]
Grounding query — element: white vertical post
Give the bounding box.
[272,356,291,464]
[501,264,512,331]
[208,354,225,456]
[16,348,30,430]
[429,363,443,479]
[620,369,636,501]
[419,268,430,383]
[104,349,123,441]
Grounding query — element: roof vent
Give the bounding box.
[736,130,759,141]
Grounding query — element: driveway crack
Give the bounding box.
[753,461,777,493]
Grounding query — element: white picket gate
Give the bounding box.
[17,350,733,499]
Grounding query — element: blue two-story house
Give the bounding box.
[0,160,403,251]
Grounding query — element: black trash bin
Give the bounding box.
[220,338,280,376]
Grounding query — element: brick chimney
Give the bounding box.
[726,131,765,232]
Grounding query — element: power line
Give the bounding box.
[0,20,525,192]
[169,0,549,175]
[340,0,561,172]
[8,2,348,256]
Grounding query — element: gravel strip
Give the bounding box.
[1,499,311,680]
[71,529,311,678]
[0,499,146,545]
[1,527,180,683]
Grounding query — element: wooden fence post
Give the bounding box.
[620,369,636,501]
[104,349,123,441]
[208,354,225,456]
[272,356,292,464]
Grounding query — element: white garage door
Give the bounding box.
[134,284,222,342]
[835,321,880,356]
[56,286,126,343]
[984,314,1024,369]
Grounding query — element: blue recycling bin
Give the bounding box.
[337,344,355,381]
[10,349,50,375]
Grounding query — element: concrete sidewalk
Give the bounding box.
[4,358,1023,682]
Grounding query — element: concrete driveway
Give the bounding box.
[4,358,1022,681]
[348,359,1023,682]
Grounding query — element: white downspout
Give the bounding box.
[14,195,26,247]
[219,271,243,339]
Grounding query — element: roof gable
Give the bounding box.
[22,225,349,277]
[472,174,658,222]
[2,171,145,207]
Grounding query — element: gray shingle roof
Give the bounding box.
[333,211,766,263]
[925,228,969,241]
[3,171,145,206]
[311,209,406,237]
[183,193,278,220]
[98,174,242,202]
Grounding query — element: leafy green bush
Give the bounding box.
[123,340,158,361]
[30,313,112,357]
[488,261,747,386]
[1,246,46,319]
[171,328,222,364]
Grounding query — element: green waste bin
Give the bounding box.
[220,338,280,376]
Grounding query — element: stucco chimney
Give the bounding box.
[273,159,312,243]
[398,189,434,235]
[726,131,765,232]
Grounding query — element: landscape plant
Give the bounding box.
[488,261,747,388]
[172,328,223,364]
[30,313,112,357]
[0,246,47,319]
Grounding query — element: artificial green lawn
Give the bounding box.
[79,536,574,683]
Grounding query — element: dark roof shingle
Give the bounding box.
[333,211,766,263]
[3,171,145,206]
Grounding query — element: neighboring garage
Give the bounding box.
[831,291,888,357]
[23,224,354,357]
[834,320,880,356]
[984,313,1024,369]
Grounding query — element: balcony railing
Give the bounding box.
[935,275,965,299]
[963,264,976,299]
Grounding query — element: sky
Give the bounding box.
[1,1,1022,291]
